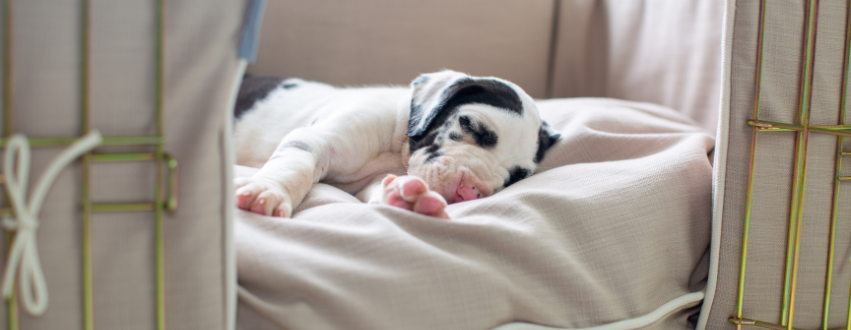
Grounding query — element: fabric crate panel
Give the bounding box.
[0,0,245,329]
[702,0,851,329]
[549,0,724,135]
[246,0,554,99]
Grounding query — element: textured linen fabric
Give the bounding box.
[235,98,714,330]
[550,0,724,135]
[0,1,244,329]
[702,0,851,329]
[247,0,554,98]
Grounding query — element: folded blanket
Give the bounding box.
[235,98,714,330]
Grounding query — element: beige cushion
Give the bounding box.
[236,98,714,330]
[0,1,244,328]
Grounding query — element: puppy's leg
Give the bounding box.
[235,134,327,217]
[364,174,450,219]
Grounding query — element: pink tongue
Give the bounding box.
[455,184,480,202]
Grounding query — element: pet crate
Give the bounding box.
[0,0,262,329]
[701,0,851,329]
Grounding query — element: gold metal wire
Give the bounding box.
[824,1,851,328]
[80,0,94,327]
[727,0,851,329]
[2,0,16,328]
[784,1,820,328]
[736,1,768,329]
[154,1,167,328]
[0,0,176,328]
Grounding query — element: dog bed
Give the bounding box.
[233,97,714,330]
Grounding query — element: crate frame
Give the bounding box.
[728,0,851,329]
[1,1,178,330]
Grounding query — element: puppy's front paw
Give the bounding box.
[234,177,294,217]
[379,175,450,220]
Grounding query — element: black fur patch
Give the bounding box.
[409,130,440,153]
[504,167,532,187]
[424,142,443,162]
[407,77,523,146]
[459,115,474,131]
[534,121,561,163]
[459,115,498,148]
[426,151,444,163]
[277,141,312,153]
[441,78,523,116]
[235,74,286,119]
[449,132,463,141]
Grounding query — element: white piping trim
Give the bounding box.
[696,0,737,328]
[491,291,705,330]
[223,59,247,330]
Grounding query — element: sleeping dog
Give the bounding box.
[233,70,560,219]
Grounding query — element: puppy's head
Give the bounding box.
[405,70,560,204]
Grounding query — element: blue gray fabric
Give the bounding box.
[239,0,267,62]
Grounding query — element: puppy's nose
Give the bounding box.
[456,185,482,202]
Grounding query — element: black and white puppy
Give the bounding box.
[233,70,560,219]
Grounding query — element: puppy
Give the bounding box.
[233,70,560,219]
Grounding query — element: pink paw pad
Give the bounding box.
[380,175,450,220]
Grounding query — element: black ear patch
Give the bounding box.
[534,121,561,163]
[407,76,523,149]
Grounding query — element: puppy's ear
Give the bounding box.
[407,70,523,141]
[534,121,561,163]
[407,70,468,139]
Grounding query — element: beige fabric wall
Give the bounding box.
[249,0,724,133]
[248,0,555,99]
[550,0,724,134]
[0,1,244,329]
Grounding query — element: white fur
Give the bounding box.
[233,71,545,218]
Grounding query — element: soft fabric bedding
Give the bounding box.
[234,98,715,330]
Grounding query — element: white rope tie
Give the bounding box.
[1,131,102,316]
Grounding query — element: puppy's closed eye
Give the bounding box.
[459,115,474,131]
[458,115,498,148]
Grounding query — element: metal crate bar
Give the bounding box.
[154,0,167,328]
[0,136,164,148]
[784,0,820,327]
[92,153,157,162]
[92,203,156,213]
[730,317,850,330]
[730,0,829,329]
[826,1,851,328]
[79,0,95,328]
[1,0,174,329]
[726,0,851,329]
[3,0,17,326]
[735,0,768,327]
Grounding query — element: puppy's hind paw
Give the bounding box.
[234,177,294,217]
[379,175,450,220]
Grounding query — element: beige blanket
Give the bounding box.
[235,98,714,330]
